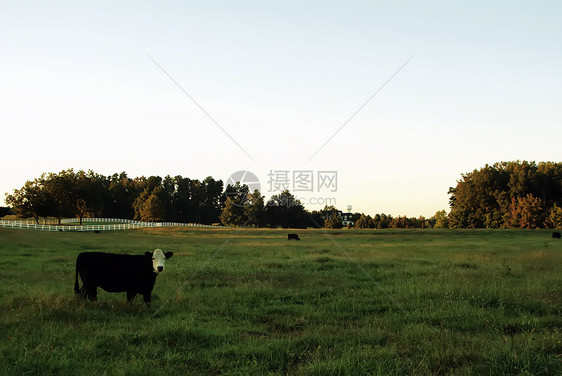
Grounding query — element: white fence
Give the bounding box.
[0,218,218,232]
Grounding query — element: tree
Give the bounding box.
[73,170,106,224]
[433,210,449,229]
[501,197,517,229]
[265,190,308,228]
[5,177,50,223]
[389,216,412,229]
[324,212,343,229]
[545,204,562,229]
[220,197,248,226]
[354,214,374,229]
[170,176,194,223]
[372,214,381,228]
[133,177,169,222]
[135,186,168,222]
[200,177,224,224]
[245,189,266,227]
[307,210,325,228]
[0,206,12,217]
[107,172,140,219]
[417,216,428,229]
[5,170,231,224]
[224,182,250,205]
[43,170,79,224]
[378,214,392,229]
[448,161,562,229]
[517,194,543,229]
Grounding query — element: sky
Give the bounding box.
[1,0,561,217]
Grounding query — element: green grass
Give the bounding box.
[0,228,561,375]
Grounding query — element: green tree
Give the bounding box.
[245,189,266,227]
[433,210,449,229]
[220,197,248,226]
[133,177,169,222]
[43,170,79,224]
[416,216,429,229]
[0,207,11,217]
[201,177,224,224]
[107,172,141,219]
[265,190,308,228]
[307,210,325,228]
[170,176,194,223]
[135,186,168,222]
[5,177,50,223]
[73,170,106,224]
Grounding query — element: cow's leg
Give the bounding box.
[142,293,151,307]
[86,286,97,302]
[127,291,136,303]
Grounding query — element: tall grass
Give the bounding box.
[0,228,560,375]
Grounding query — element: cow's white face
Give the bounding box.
[150,249,173,274]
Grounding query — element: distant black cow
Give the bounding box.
[74,249,173,307]
[553,232,561,239]
[288,233,300,241]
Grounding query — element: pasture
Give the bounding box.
[0,227,560,375]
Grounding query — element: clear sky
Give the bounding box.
[1,1,561,217]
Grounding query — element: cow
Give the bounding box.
[74,249,173,307]
[553,232,561,239]
[288,233,300,241]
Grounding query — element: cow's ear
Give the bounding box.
[145,252,152,257]
[165,252,173,259]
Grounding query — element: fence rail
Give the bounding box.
[0,218,218,232]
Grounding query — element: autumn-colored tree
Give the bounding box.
[354,214,374,229]
[517,194,543,229]
[324,212,343,229]
[545,204,562,229]
[449,161,561,228]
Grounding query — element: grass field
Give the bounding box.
[0,227,560,375]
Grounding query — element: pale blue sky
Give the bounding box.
[1,1,560,217]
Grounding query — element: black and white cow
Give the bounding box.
[288,233,300,241]
[74,249,173,307]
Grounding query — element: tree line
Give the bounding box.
[3,169,439,228]
[5,170,223,225]
[4,161,561,229]
[221,183,437,229]
[445,161,562,229]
